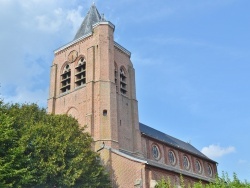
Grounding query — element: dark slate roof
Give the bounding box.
[139,123,215,162]
[74,4,103,40]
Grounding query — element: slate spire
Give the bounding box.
[74,3,102,40]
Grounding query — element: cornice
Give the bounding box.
[54,33,92,54]
[114,41,131,57]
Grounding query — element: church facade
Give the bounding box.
[48,4,217,188]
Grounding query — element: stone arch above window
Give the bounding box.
[75,56,86,87]
[120,66,127,95]
[60,63,71,93]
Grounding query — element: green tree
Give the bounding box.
[0,101,110,188]
[156,172,250,188]
[155,177,171,188]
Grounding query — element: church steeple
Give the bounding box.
[74,4,102,40]
[49,2,141,156]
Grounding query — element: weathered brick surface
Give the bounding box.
[48,21,217,187]
[110,152,145,188]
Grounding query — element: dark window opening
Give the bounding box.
[114,63,118,93]
[195,160,202,174]
[75,57,86,87]
[103,109,107,116]
[120,67,127,95]
[61,64,71,93]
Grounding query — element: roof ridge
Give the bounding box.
[139,122,216,162]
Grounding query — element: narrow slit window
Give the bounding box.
[103,109,107,116]
[120,67,127,95]
[60,64,71,93]
[75,57,86,87]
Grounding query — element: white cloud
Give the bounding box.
[35,8,64,33]
[3,86,48,107]
[0,2,132,103]
[34,6,84,34]
[201,144,235,158]
[66,6,84,35]
[0,1,86,106]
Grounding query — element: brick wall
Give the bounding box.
[110,151,146,188]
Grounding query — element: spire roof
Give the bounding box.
[74,4,103,40]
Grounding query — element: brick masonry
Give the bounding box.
[48,21,217,187]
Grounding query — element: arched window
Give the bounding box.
[168,150,176,165]
[114,62,118,93]
[75,57,86,87]
[152,144,160,160]
[183,155,190,170]
[207,164,213,177]
[61,64,71,93]
[195,159,202,174]
[120,67,127,95]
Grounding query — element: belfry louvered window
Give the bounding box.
[61,64,71,93]
[114,63,118,92]
[120,67,127,95]
[75,57,86,87]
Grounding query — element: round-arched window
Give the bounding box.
[208,164,213,177]
[168,151,176,165]
[75,57,86,87]
[152,145,160,160]
[195,160,202,174]
[183,155,190,170]
[60,63,71,93]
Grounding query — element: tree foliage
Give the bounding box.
[156,172,250,188]
[0,101,110,187]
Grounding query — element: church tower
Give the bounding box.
[48,4,218,187]
[47,4,142,155]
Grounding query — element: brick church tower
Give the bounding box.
[48,4,142,155]
[48,4,217,187]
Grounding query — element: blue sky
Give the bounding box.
[0,0,249,181]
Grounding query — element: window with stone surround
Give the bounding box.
[195,159,202,174]
[168,150,176,165]
[152,144,160,160]
[61,64,71,93]
[207,164,213,177]
[120,66,127,95]
[183,155,190,170]
[75,57,86,87]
